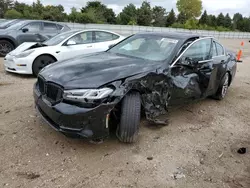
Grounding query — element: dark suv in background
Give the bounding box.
[0,20,70,56]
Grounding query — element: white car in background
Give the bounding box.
[4,29,125,76]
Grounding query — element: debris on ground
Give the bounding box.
[16,172,40,180]
[172,169,186,180]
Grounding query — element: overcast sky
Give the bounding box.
[19,0,250,17]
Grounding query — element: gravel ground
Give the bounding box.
[0,39,250,188]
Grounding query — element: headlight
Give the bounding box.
[15,50,35,58]
[63,88,114,101]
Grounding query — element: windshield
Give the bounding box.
[7,20,27,29]
[108,35,178,61]
[0,19,22,29]
[43,30,79,46]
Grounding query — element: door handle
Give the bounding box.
[87,45,92,48]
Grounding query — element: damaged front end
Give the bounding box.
[105,65,207,127]
[34,68,175,141]
[9,42,48,56]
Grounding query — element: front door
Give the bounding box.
[58,31,95,61]
[169,38,216,106]
[16,22,44,45]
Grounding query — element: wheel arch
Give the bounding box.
[32,53,58,69]
[0,37,17,48]
[33,53,58,63]
[32,54,58,75]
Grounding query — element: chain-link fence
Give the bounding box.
[62,22,250,39]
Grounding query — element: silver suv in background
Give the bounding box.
[0,20,70,56]
[0,19,23,29]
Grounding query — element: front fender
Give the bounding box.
[108,70,172,125]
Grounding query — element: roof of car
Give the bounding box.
[136,32,201,40]
[16,19,67,26]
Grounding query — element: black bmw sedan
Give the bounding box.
[33,32,237,143]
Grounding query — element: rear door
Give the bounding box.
[57,31,94,61]
[211,41,228,92]
[16,22,45,45]
[41,22,60,38]
[169,38,217,105]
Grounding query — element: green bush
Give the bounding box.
[216,26,231,32]
[171,22,184,28]
[171,21,233,32]
[4,9,23,19]
[184,19,198,29]
[128,19,137,25]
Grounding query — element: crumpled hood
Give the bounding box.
[40,52,163,89]
[9,42,38,55]
[9,42,52,56]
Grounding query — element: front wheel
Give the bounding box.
[32,55,56,77]
[0,40,14,57]
[117,92,141,143]
[213,72,230,100]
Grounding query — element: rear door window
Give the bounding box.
[43,22,58,31]
[57,24,64,30]
[94,31,118,42]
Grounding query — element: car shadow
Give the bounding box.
[5,71,36,79]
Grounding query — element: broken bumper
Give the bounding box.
[33,86,116,140]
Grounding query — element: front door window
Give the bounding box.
[181,38,212,64]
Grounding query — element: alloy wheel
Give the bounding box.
[221,74,229,98]
[0,42,12,55]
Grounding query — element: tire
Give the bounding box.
[117,92,141,143]
[213,72,230,100]
[0,40,14,57]
[32,55,56,77]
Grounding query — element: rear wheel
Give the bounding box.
[117,92,141,143]
[0,40,14,57]
[213,72,230,100]
[32,55,56,77]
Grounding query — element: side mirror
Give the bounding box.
[108,44,115,49]
[22,28,29,33]
[67,40,76,46]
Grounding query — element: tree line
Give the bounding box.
[1,0,250,32]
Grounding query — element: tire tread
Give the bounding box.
[118,92,141,143]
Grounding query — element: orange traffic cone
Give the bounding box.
[237,42,244,63]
